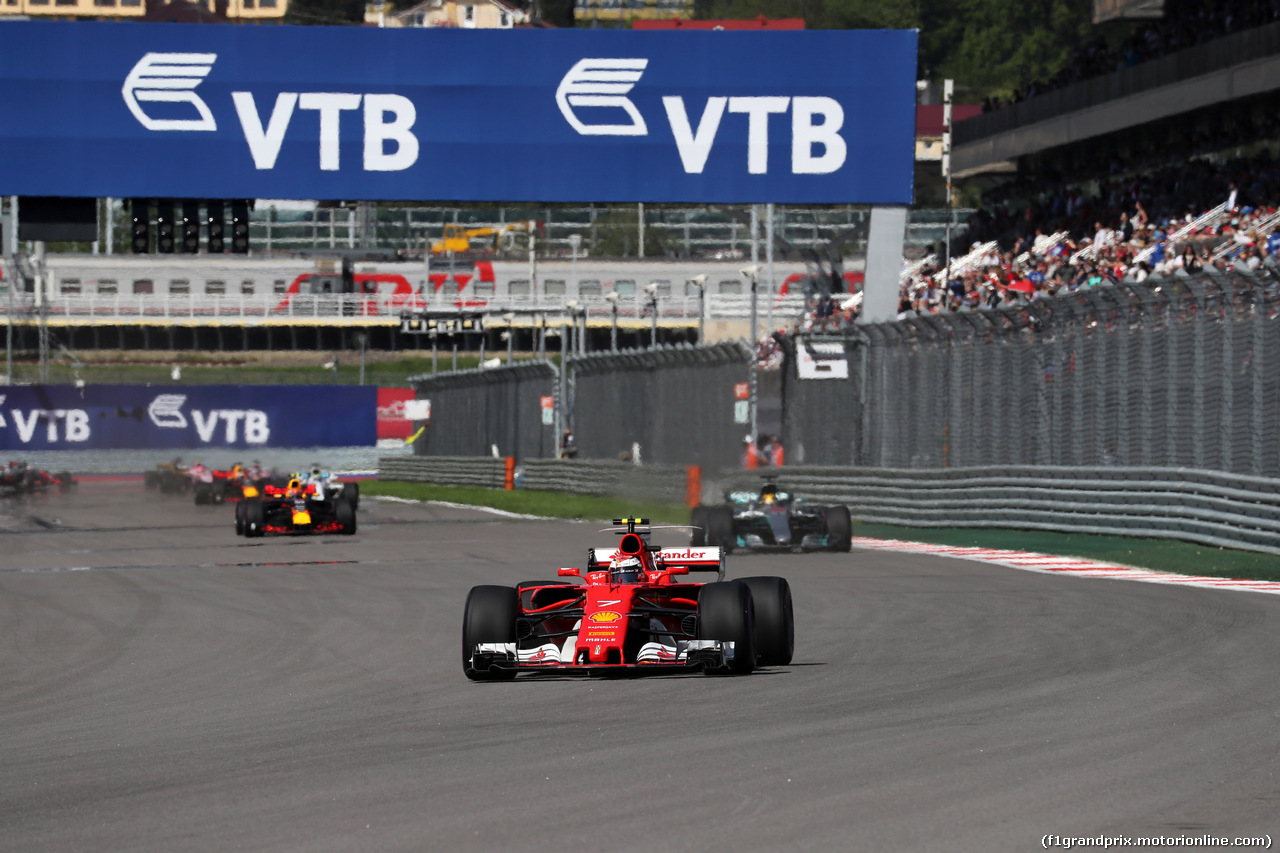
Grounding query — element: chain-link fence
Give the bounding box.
[569,342,752,472]
[409,362,559,460]
[406,343,749,466]
[783,268,1280,476]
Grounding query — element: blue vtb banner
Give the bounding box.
[0,385,376,450]
[0,22,916,204]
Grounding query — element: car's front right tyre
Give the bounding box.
[462,585,519,681]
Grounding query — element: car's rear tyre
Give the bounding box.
[689,505,708,547]
[342,481,360,511]
[697,581,755,674]
[740,576,794,666]
[144,471,159,490]
[825,505,852,552]
[335,498,357,535]
[462,585,519,681]
[706,506,735,553]
[243,498,265,538]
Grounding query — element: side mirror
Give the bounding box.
[557,567,581,578]
[665,566,689,577]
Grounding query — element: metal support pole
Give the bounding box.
[611,304,618,352]
[649,298,657,349]
[358,333,366,385]
[698,288,705,346]
[638,202,644,258]
[431,332,438,372]
[943,79,954,282]
[765,202,775,333]
[105,197,114,255]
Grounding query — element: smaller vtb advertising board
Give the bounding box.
[0,385,376,450]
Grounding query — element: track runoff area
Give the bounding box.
[0,482,1276,852]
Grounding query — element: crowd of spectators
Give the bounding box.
[755,151,1280,349]
[982,0,1280,113]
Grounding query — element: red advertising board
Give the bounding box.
[377,387,416,440]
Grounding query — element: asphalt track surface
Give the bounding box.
[2,484,1278,852]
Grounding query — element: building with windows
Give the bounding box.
[0,0,285,22]
[367,0,526,28]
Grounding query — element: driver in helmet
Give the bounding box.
[610,556,644,584]
[760,483,779,504]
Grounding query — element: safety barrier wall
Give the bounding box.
[519,458,688,503]
[409,362,558,461]
[377,455,510,490]
[719,465,1280,556]
[954,19,1280,144]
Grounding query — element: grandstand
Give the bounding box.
[891,0,1280,321]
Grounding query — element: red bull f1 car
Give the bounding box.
[235,476,357,537]
[461,518,794,679]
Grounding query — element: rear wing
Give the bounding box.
[588,546,725,580]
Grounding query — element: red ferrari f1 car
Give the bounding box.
[462,518,794,679]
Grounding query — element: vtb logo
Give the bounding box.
[123,53,218,131]
[122,53,419,172]
[556,57,848,176]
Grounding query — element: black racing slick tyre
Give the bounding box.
[689,505,708,547]
[342,481,360,511]
[696,581,755,675]
[144,471,160,490]
[825,505,852,552]
[706,506,735,553]
[335,498,357,535]
[243,498,265,538]
[462,585,519,681]
[234,500,246,536]
[740,576,795,666]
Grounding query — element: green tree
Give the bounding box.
[696,0,1094,99]
[286,0,366,25]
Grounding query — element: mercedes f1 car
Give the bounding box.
[461,518,794,680]
[690,483,851,553]
[235,476,357,537]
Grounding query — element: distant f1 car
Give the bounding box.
[1,461,73,495]
[143,460,190,494]
[461,517,794,680]
[690,483,851,553]
[235,477,357,537]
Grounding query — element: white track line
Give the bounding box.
[851,537,1280,597]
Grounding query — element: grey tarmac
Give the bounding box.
[1,483,1277,852]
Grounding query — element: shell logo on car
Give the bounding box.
[588,611,622,624]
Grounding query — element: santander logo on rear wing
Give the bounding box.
[589,546,724,574]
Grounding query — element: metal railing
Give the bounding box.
[8,291,809,326]
[378,455,509,490]
[375,454,1280,556]
[719,465,1280,556]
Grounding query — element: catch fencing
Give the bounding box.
[569,342,752,472]
[784,269,1280,477]
[408,361,559,460]
[408,342,752,469]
